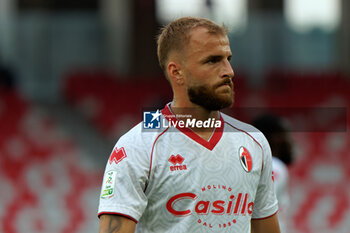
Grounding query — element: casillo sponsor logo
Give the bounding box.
[166,184,254,229]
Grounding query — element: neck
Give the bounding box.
[170,101,220,140]
[171,101,218,121]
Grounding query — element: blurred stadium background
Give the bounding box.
[0,0,349,232]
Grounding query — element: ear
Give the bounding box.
[167,62,184,85]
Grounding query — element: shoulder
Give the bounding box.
[221,112,269,148]
[107,121,171,171]
[221,113,258,133]
[116,121,170,151]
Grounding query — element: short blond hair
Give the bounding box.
[157,17,228,73]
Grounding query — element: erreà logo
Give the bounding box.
[109,147,127,165]
[239,147,253,173]
[168,154,187,171]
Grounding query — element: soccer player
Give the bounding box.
[98,17,281,233]
[252,114,294,233]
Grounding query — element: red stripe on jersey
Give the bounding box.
[97,212,138,223]
[251,210,278,220]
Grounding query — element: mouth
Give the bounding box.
[216,79,233,89]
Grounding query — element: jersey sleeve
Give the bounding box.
[251,134,279,219]
[98,132,150,222]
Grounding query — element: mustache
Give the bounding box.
[215,78,233,88]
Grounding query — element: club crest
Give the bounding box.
[239,147,253,172]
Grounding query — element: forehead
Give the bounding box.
[187,27,231,56]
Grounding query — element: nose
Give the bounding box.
[222,60,234,79]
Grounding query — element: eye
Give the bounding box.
[205,56,221,64]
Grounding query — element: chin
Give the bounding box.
[217,98,234,109]
[219,93,234,105]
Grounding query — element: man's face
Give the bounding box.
[182,27,234,111]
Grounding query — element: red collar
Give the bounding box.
[161,104,224,151]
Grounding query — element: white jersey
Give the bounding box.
[272,157,290,233]
[98,104,278,233]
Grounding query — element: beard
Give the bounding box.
[187,80,234,111]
